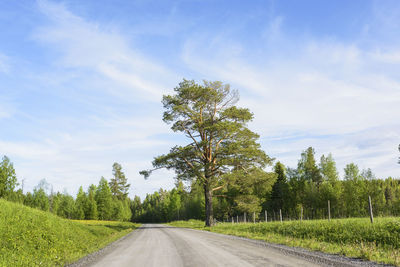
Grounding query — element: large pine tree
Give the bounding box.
[109,162,130,200]
[141,79,273,226]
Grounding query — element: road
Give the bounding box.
[78,224,375,267]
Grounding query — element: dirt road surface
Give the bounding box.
[76,224,383,267]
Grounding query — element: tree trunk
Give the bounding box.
[204,184,214,226]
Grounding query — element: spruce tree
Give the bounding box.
[74,186,87,220]
[96,177,113,220]
[270,162,289,212]
[86,184,98,220]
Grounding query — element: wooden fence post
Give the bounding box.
[328,200,331,221]
[368,195,374,224]
[300,206,303,222]
[237,215,239,223]
[253,212,255,223]
[265,210,268,223]
[279,209,282,223]
[244,212,247,223]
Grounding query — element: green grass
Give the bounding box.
[0,199,140,266]
[168,218,400,266]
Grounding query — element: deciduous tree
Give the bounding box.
[0,156,18,198]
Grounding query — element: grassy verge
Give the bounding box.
[0,199,140,266]
[168,218,400,266]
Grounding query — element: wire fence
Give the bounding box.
[219,196,376,224]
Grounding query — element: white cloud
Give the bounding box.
[264,125,400,178]
[4,0,399,200]
[34,0,178,101]
[0,0,189,198]
[0,115,177,198]
[181,30,400,179]
[371,49,400,64]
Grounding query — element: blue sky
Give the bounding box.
[0,0,399,199]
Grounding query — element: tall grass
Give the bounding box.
[168,217,400,266]
[0,199,139,266]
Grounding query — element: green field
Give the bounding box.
[168,218,400,266]
[0,199,140,266]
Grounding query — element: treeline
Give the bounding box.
[133,147,400,222]
[267,147,400,220]
[1,146,399,223]
[131,182,204,222]
[0,158,132,221]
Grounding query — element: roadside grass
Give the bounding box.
[168,217,400,266]
[0,199,140,267]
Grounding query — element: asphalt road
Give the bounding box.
[79,224,380,267]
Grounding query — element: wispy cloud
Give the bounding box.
[0,115,174,196]
[34,0,178,101]
[1,0,399,198]
[0,0,185,197]
[181,13,400,178]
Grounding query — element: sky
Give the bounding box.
[0,0,399,199]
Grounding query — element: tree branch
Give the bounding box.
[212,185,224,192]
[181,122,206,160]
[182,157,206,182]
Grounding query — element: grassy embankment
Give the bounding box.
[168,218,400,266]
[0,199,140,266]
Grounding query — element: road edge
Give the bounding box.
[173,226,393,267]
[66,226,143,267]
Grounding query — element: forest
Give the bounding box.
[0,159,132,222]
[134,146,400,222]
[1,146,399,223]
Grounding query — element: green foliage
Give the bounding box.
[74,186,87,220]
[109,162,130,200]
[224,168,275,216]
[169,218,400,266]
[86,184,98,220]
[111,198,132,221]
[320,154,339,182]
[269,162,288,212]
[32,188,49,212]
[0,199,139,266]
[130,195,142,221]
[6,189,25,204]
[0,156,18,198]
[141,79,274,226]
[298,147,322,185]
[56,193,75,219]
[95,177,113,220]
[168,219,206,229]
